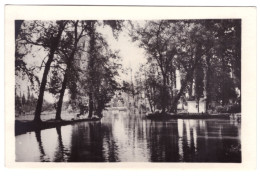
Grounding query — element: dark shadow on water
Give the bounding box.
[53,126,66,162]
[68,122,105,162]
[35,129,50,162]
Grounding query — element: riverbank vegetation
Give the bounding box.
[15,20,241,124]
[128,20,241,115]
[15,20,123,123]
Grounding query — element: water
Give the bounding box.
[16,111,241,162]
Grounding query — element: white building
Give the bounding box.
[187,99,206,113]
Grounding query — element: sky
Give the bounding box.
[16,21,147,103]
[99,22,147,79]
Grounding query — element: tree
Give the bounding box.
[131,20,206,113]
[138,63,162,112]
[216,20,241,106]
[131,19,241,114]
[56,20,123,119]
[55,20,88,120]
[85,21,122,118]
[197,20,241,109]
[17,20,69,122]
[34,21,68,122]
[131,21,179,113]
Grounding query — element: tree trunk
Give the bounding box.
[96,105,103,118]
[55,52,75,120]
[88,93,93,118]
[34,54,54,123]
[55,71,68,120]
[55,21,79,120]
[87,22,95,119]
[169,69,175,112]
[204,57,211,113]
[197,98,200,113]
[161,76,167,114]
[148,93,154,113]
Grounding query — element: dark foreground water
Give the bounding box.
[16,111,241,162]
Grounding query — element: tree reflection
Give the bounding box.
[54,126,66,162]
[35,129,49,162]
[146,121,179,162]
[68,122,104,162]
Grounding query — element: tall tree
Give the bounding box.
[131,21,180,113]
[200,20,241,109]
[132,20,205,113]
[52,20,123,119]
[33,21,68,122]
[85,21,122,118]
[17,20,68,122]
[55,20,88,120]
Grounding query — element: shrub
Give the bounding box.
[215,104,241,113]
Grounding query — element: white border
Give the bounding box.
[1,1,256,174]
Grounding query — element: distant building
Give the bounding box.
[187,99,206,113]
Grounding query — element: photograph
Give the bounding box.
[4,6,256,168]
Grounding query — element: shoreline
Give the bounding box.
[15,118,100,136]
[146,112,237,120]
[15,112,240,136]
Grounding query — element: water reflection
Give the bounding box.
[35,129,49,162]
[16,111,241,162]
[54,126,71,162]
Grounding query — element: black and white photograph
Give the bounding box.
[4,6,256,167]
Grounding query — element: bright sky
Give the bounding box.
[99,23,147,81]
[17,21,147,103]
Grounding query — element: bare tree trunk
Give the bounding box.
[34,51,55,123]
[55,72,68,120]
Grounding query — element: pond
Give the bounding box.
[16,111,241,162]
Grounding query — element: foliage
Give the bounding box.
[83,21,122,117]
[131,20,241,113]
[15,19,241,120]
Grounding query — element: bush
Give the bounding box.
[215,104,241,113]
[216,106,226,113]
[227,104,241,113]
